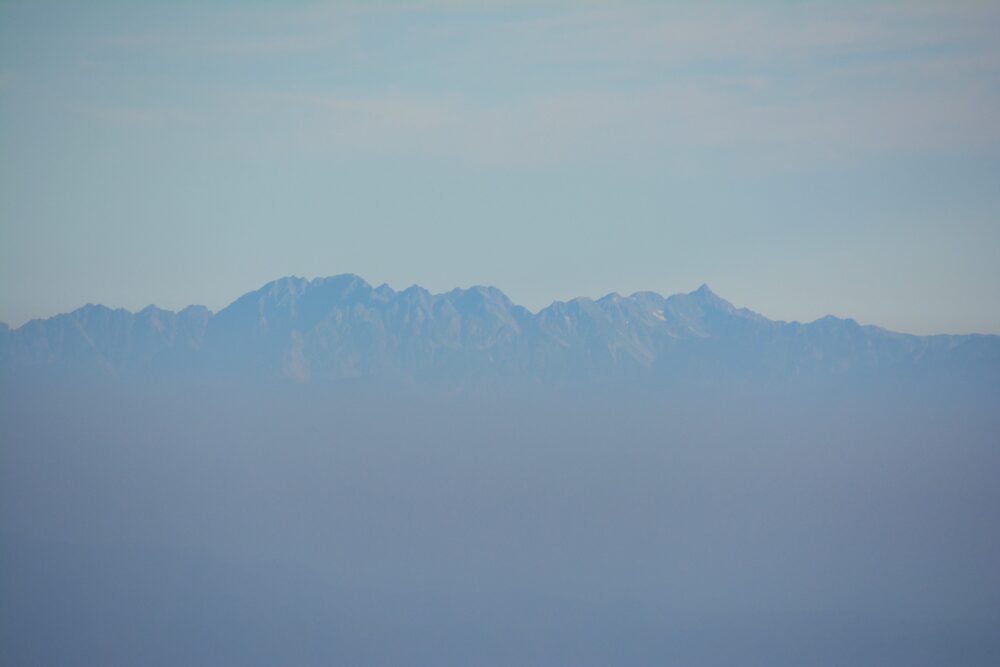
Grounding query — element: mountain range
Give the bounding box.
[2,274,998,386]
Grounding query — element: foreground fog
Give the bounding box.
[2,379,998,666]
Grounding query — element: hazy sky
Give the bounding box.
[1,1,998,333]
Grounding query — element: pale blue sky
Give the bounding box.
[1,1,998,333]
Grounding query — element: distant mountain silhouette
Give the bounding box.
[2,274,998,385]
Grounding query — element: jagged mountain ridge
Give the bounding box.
[2,274,998,383]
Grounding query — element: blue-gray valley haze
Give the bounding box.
[2,275,999,665]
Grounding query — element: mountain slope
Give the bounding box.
[2,274,997,385]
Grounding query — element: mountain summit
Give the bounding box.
[2,274,997,385]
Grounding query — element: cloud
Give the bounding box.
[217,69,999,167]
[63,1,1000,165]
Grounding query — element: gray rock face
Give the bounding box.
[3,274,998,385]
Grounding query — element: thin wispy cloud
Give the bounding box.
[56,1,1000,166]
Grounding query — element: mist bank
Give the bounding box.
[2,376,999,665]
